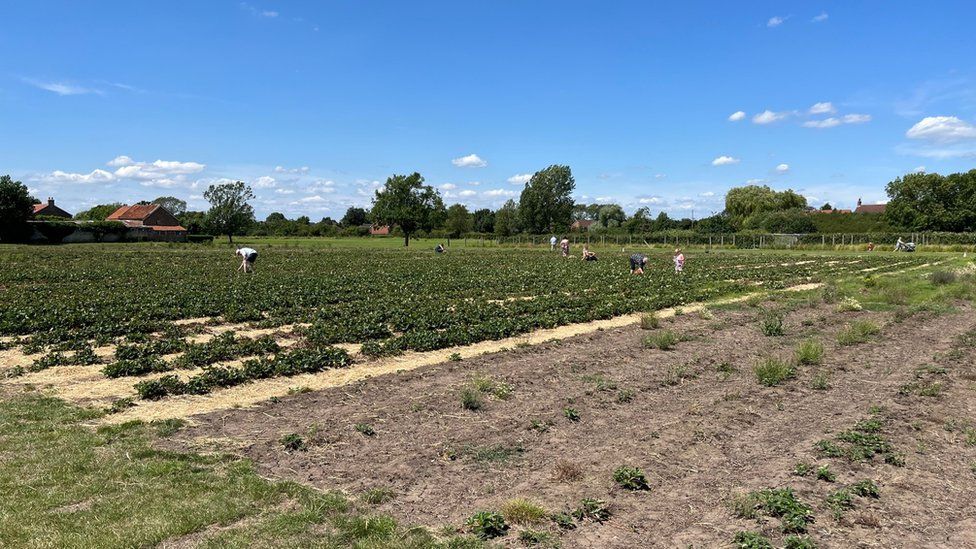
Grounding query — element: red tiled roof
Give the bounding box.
[33,203,47,214]
[855,204,886,214]
[370,225,390,235]
[571,220,594,228]
[148,225,187,232]
[107,204,160,221]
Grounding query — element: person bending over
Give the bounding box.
[236,247,258,273]
[630,253,648,274]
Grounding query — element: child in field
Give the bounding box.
[673,248,685,273]
[236,247,258,273]
[435,243,446,253]
[581,245,598,261]
[630,253,648,274]
[560,237,570,258]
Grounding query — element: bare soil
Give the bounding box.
[163,300,976,548]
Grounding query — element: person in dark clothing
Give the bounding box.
[435,243,446,253]
[630,253,648,274]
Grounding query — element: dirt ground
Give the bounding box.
[163,298,976,548]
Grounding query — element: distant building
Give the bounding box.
[854,198,886,214]
[810,208,852,214]
[370,225,391,236]
[107,204,187,241]
[32,198,72,218]
[571,220,594,231]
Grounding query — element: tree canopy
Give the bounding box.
[518,165,575,233]
[370,172,446,246]
[885,170,976,231]
[203,180,255,243]
[340,207,369,227]
[493,199,519,236]
[151,196,187,216]
[75,203,124,221]
[444,204,472,237]
[725,184,807,228]
[0,175,37,242]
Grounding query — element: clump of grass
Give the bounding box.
[361,487,396,505]
[448,352,462,362]
[616,388,635,403]
[552,459,584,482]
[899,381,942,397]
[930,270,957,285]
[355,423,376,437]
[643,330,678,350]
[106,397,135,414]
[288,386,311,395]
[465,511,508,539]
[816,417,902,465]
[821,283,839,304]
[460,389,483,411]
[784,535,817,549]
[519,529,556,546]
[662,363,696,386]
[639,312,659,330]
[810,371,830,390]
[698,307,715,320]
[732,531,773,549]
[816,465,836,482]
[151,418,186,437]
[471,374,513,400]
[280,433,308,452]
[716,361,736,377]
[612,466,650,491]
[754,356,796,387]
[759,310,785,336]
[836,297,863,312]
[572,498,611,522]
[563,407,581,422]
[501,498,547,525]
[837,320,881,346]
[794,339,824,365]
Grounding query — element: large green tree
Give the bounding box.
[203,180,255,243]
[340,207,369,227]
[444,203,472,237]
[725,184,808,228]
[370,173,446,246]
[75,203,124,221]
[471,208,495,233]
[885,170,976,231]
[518,165,575,233]
[0,175,38,242]
[151,196,187,216]
[596,204,627,229]
[493,199,519,236]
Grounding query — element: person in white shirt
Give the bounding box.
[236,247,258,273]
[550,235,557,251]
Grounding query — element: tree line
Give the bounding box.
[2,168,976,243]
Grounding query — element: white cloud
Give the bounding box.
[110,157,206,181]
[107,155,134,167]
[654,173,666,179]
[712,155,740,166]
[23,78,101,96]
[842,113,871,124]
[595,196,615,203]
[809,102,835,115]
[812,12,829,23]
[483,189,516,197]
[699,191,715,197]
[728,110,746,122]
[911,166,926,173]
[638,196,665,205]
[251,176,276,188]
[767,15,787,27]
[753,110,788,124]
[262,10,278,17]
[296,195,326,203]
[274,165,310,174]
[452,154,487,168]
[775,163,790,173]
[308,179,335,192]
[803,117,842,128]
[467,181,481,186]
[46,169,116,183]
[275,188,295,194]
[905,116,976,143]
[746,178,766,185]
[440,183,457,190]
[507,173,532,185]
[458,190,477,197]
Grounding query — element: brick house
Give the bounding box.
[370,225,391,236]
[32,198,72,218]
[854,198,886,214]
[107,204,187,241]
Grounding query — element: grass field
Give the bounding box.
[1,243,973,547]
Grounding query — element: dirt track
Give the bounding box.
[165,299,976,548]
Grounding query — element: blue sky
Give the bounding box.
[2,1,976,220]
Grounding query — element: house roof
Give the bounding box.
[571,220,594,227]
[148,225,187,232]
[32,204,48,214]
[855,204,886,214]
[107,204,160,221]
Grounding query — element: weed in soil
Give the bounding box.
[731,488,814,534]
[826,488,854,519]
[552,460,584,482]
[563,407,581,422]
[501,498,547,525]
[460,389,484,411]
[361,487,396,505]
[810,371,830,390]
[280,433,308,452]
[754,357,796,387]
[643,330,679,350]
[794,339,824,365]
[612,466,650,491]
[784,535,817,549]
[759,310,785,336]
[151,418,186,437]
[837,320,881,346]
[616,388,636,403]
[640,312,659,330]
[792,462,813,476]
[354,423,376,437]
[816,465,836,482]
[850,479,880,498]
